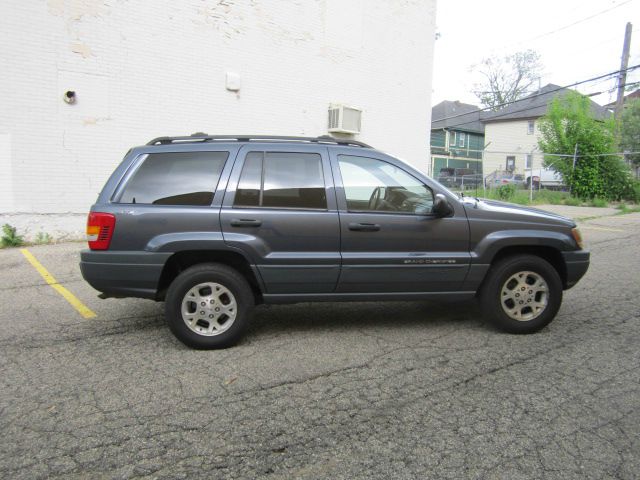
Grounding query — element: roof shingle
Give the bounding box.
[431,100,484,133]
[480,84,610,122]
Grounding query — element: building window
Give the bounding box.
[525,154,532,169]
[449,131,456,148]
[506,156,516,171]
[527,120,535,135]
[458,132,466,147]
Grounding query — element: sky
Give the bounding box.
[432,0,640,108]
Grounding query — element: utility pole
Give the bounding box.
[614,22,632,121]
[482,141,491,197]
[569,143,578,195]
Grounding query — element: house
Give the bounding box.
[0,0,437,237]
[481,84,610,178]
[430,101,484,176]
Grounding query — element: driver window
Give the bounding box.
[338,155,434,214]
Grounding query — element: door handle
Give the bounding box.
[230,218,262,227]
[348,222,380,232]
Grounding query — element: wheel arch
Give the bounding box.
[156,250,264,303]
[485,245,568,289]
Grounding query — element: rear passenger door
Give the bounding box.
[220,145,340,294]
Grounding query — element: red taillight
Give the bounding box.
[87,212,116,250]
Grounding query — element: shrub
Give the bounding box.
[1,224,24,247]
[630,180,640,203]
[537,91,634,200]
[496,184,516,201]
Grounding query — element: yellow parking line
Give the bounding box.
[579,226,624,233]
[20,248,96,319]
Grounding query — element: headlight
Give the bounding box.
[571,227,584,249]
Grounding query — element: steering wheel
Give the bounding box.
[368,187,383,210]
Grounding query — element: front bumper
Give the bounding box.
[80,250,172,299]
[562,250,590,289]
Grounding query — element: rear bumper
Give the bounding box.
[80,250,172,299]
[562,250,590,289]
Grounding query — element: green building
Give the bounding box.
[430,100,484,176]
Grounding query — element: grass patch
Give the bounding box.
[478,188,584,206]
[563,196,582,206]
[588,197,609,208]
[616,204,640,215]
[469,188,620,208]
[35,232,53,245]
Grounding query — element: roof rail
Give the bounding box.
[146,133,372,148]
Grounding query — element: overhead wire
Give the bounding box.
[434,68,640,130]
[482,0,634,56]
[432,64,640,126]
[513,0,634,46]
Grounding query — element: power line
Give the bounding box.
[586,80,640,98]
[432,63,640,125]
[515,0,634,46]
[555,36,621,58]
[442,98,586,131]
[436,71,640,130]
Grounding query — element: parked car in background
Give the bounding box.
[485,170,524,188]
[524,167,564,190]
[437,167,483,189]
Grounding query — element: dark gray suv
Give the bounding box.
[80,134,589,349]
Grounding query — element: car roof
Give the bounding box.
[144,134,373,149]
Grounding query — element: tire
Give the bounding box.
[165,263,254,349]
[479,254,563,334]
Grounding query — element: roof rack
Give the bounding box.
[146,133,372,148]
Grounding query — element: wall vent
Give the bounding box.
[328,104,362,134]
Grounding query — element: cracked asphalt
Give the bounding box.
[1,212,639,479]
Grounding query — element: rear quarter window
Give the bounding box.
[118,151,229,206]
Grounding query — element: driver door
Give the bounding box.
[330,150,470,293]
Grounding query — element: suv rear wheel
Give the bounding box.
[480,254,562,334]
[165,263,254,349]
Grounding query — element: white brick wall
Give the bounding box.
[0,0,437,214]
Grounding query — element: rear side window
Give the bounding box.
[234,152,326,209]
[119,151,228,205]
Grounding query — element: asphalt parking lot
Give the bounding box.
[1,211,639,479]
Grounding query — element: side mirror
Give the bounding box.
[432,193,454,218]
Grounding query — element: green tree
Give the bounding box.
[619,97,640,168]
[471,50,542,111]
[537,91,634,200]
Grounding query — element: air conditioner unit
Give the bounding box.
[328,104,362,134]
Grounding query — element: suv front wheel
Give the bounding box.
[165,263,254,349]
[480,254,563,334]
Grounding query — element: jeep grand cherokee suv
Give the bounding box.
[80,134,590,349]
